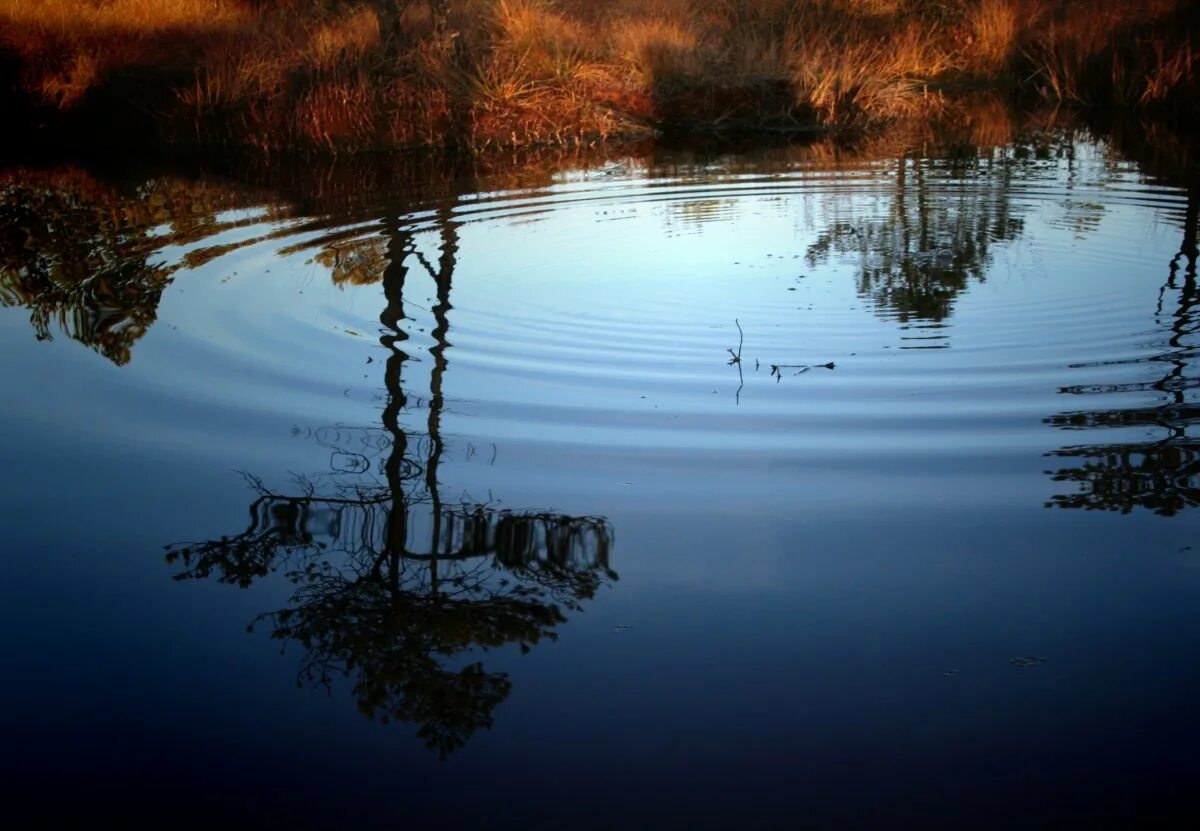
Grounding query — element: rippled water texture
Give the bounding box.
[2,128,1198,827]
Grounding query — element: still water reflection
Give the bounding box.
[1044,187,1198,516]
[166,209,616,756]
[1,123,1199,826]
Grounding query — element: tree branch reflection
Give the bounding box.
[0,172,249,364]
[165,205,616,756]
[1044,187,1199,515]
[804,145,1027,323]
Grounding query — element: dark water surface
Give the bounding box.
[2,125,1199,827]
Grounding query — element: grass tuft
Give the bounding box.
[0,0,1195,151]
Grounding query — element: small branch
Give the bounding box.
[726,318,744,365]
[769,362,835,382]
[726,319,745,404]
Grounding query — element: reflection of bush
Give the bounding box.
[1045,442,1200,516]
[1045,384,1199,518]
[0,169,271,364]
[805,142,1031,323]
[166,470,616,757]
[162,191,616,757]
[0,146,639,363]
[1044,184,1198,516]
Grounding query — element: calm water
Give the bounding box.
[2,127,1198,827]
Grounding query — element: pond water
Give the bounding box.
[1,125,1198,827]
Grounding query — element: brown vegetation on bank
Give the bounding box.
[0,1,1196,151]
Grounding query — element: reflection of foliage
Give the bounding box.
[805,148,1031,323]
[0,169,272,364]
[164,203,616,757]
[0,177,172,365]
[1044,439,1200,516]
[167,477,615,756]
[1044,188,1199,515]
[310,240,390,286]
[0,145,631,363]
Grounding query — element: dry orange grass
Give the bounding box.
[1013,0,1197,108]
[308,6,382,68]
[0,0,1195,150]
[967,0,1019,71]
[0,0,248,32]
[0,0,250,106]
[493,0,589,54]
[610,16,700,86]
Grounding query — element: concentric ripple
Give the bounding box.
[1,134,1196,515]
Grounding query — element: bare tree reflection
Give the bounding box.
[165,205,615,756]
[804,145,1028,323]
[1044,187,1199,515]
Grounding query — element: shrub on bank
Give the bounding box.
[0,1,1194,151]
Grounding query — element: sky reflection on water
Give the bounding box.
[1,123,1198,826]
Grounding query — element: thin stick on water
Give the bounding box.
[729,319,835,392]
[727,319,745,404]
[769,361,836,382]
[726,318,743,365]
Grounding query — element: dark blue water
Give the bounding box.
[2,129,1198,827]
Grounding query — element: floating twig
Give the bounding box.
[727,319,745,404]
[726,318,744,365]
[769,361,836,382]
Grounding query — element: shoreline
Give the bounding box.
[1,1,1194,156]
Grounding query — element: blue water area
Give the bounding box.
[1,128,1198,827]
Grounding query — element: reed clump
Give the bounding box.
[0,1,1194,152]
